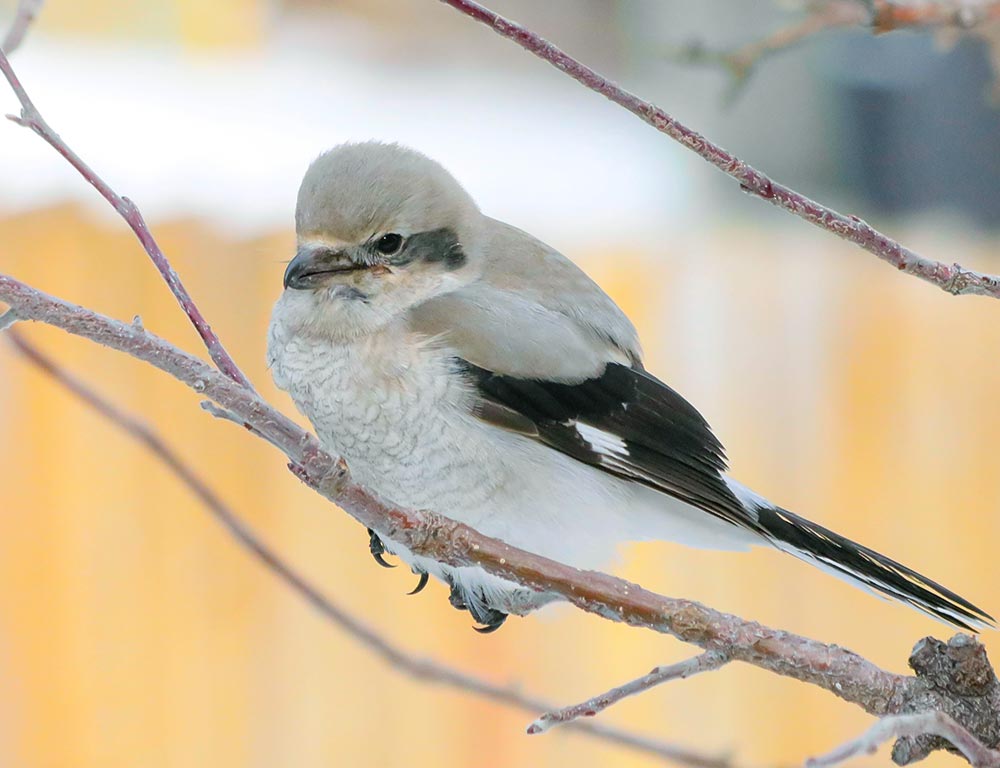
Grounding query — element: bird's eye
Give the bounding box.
[375,233,404,255]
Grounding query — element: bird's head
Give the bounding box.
[274,142,483,341]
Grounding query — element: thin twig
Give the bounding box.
[438,0,1000,300]
[528,651,729,735]
[807,712,1000,768]
[2,328,721,768]
[0,49,253,389]
[1,0,43,55]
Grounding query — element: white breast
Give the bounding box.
[268,318,647,567]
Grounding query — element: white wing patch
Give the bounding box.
[722,474,771,514]
[575,421,629,459]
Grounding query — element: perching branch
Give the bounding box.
[0,12,714,762]
[3,329,714,768]
[437,0,1000,300]
[4,272,1000,763]
[0,10,718,763]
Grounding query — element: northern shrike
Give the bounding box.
[268,142,991,633]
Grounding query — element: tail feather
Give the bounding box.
[755,505,994,631]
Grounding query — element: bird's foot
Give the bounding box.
[446,577,507,633]
[471,604,508,634]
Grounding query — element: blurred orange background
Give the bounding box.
[1,2,999,768]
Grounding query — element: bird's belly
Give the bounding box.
[276,337,507,522]
[271,333,639,571]
[318,404,505,520]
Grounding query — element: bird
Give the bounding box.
[267,141,992,634]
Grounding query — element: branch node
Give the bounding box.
[201,399,238,422]
[119,195,140,218]
[890,635,1000,763]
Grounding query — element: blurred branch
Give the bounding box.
[0,48,252,389]
[668,0,1000,99]
[439,0,1000,300]
[2,328,718,768]
[1,0,43,55]
[809,712,1000,767]
[527,651,728,735]
[870,0,1000,32]
[3,272,1000,764]
[669,1,867,96]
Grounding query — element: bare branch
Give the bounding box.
[528,651,728,735]
[808,712,1000,768]
[1,0,43,55]
[6,270,1000,760]
[0,49,253,389]
[438,0,1000,300]
[0,272,885,707]
[668,2,867,94]
[870,0,1000,33]
[0,273,901,702]
[668,0,1000,93]
[2,328,720,768]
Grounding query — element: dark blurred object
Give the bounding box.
[828,30,1000,227]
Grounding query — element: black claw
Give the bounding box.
[445,577,508,632]
[368,528,395,568]
[468,588,508,633]
[473,614,507,634]
[407,571,429,595]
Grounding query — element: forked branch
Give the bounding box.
[0,48,252,388]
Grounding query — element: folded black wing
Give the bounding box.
[459,360,759,530]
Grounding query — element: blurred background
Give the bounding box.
[1,1,999,766]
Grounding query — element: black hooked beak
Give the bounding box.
[283,246,362,290]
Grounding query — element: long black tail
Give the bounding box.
[755,505,994,631]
